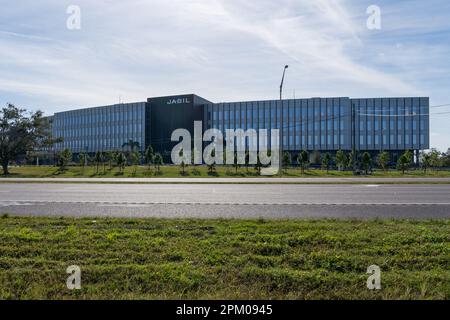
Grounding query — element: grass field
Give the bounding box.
[3,165,450,178]
[0,216,448,299]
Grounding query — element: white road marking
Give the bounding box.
[1,200,450,206]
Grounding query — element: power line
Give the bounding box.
[431,104,450,108]
[357,111,450,117]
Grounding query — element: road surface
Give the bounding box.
[1,177,450,184]
[1,183,449,219]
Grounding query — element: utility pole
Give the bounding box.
[279,65,288,173]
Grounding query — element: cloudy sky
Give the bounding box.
[1,0,449,150]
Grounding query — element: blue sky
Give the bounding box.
[1,0,449,150]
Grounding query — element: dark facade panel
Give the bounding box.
[149,94,211,156]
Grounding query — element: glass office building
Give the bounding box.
[205,97,429,157]
[52,102,147,153]
[352,97,429,152]
[49,94,429,160]
[204,97,352,152]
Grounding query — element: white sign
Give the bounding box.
[167,98,191,105]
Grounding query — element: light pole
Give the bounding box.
[279,65,288,173]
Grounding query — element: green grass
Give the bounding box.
[3,165,450,179]
[0,216,448,299]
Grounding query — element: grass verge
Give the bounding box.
[0,216,448,299]
[3,165,450,179]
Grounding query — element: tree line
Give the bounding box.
[1,103,450,176]
[56,145,164,175]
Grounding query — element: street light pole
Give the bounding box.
[279,65,289,174]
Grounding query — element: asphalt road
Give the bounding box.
[2,177,450,183]
[1,183,449,219]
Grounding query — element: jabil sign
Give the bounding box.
[167,97,191,105]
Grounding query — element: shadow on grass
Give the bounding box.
[207,171,219,177]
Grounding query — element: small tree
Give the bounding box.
[335,150,347,171]
[442,152,450,167]
[347,150,359,171]
[207,149,216,174]
[321,152,332,174]
[178,149,188,175]
[57,148,72,172]
[420,152,431,173]
[404,150,414,166]
[297,150,309,174]
[397,154,410,174]
[377,151,390,172]
[232,152,241,174]
[116,152,126,173]
[144,145,154,172]
[429,150,441,170]
[105,151,114,170]
[254,155,262,175]
[282,152,291,174]
[78,152,90,175]
[153,153,163,174]
[361,152,372,175]
[94,151,103,174]
[130,151,140,175]
[244,150,250,173]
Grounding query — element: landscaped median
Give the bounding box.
[2,166,450,185]
[4,165,450,179]
[0,216,448,299]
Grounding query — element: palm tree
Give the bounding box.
[122,140,140,153]
[297,150,309,174]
